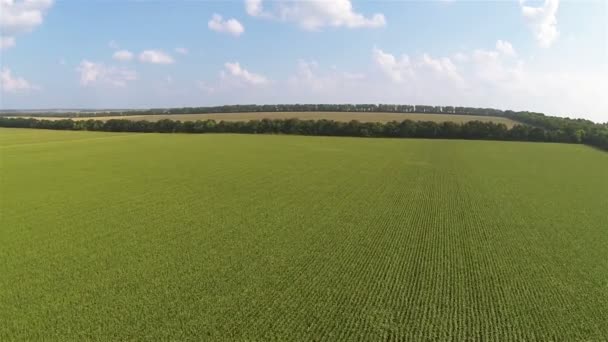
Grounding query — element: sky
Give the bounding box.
[0,0,607,122]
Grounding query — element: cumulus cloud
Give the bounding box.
[245,0,386,30]
[197,81,216,95]
[293,60,320,85]
[112,50,134,62]
[369,40,608,120]
[374,40,521,88]
[0,0,54,49]
[460,40,522,86]
[0,36,16,49]
[198,49,605,121]
[520,0,559,48]
[245,0,264,16]
[453,52,469,63]
[76,60,137,87]
[376,43,505,89]
[496,40,516,57]
[289,59,365,93]
[195,62,269,98]
[420,53,464,84]
[372,47,467,98]
[222,62,268,85]
[175,47,188,55]
[108,40,119,49]
[139,50,174,64]
[372,47,413,83]
[1,67,37,92]
[208,14,244,36]
[470,47,524,84]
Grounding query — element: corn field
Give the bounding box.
[1,128,607,340]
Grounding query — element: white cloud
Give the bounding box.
[294,59,319,81]
[373,48,466,94]
[208,14,244,36]
[520,0,559,48]
[292,60,331,90]
[201,49,606,121]
[76,60,137,87]
[372,47,413,83]
[288,59,365,95]
[420,53,464,84]
[0,36,16,49]
[112,49,134,62]
[246,0,386,30]
[0,0,53,48]
[175,47,188,55]
[374,40,516,89]
[1,67,37,92]
[471,47,524,84]
[108,40,119,49]
[197,81,216,95]
[245,0,265,17]
[369,42,608,121]
[195,62,269,96]
[496,40,516,57]
[222,62,268,85]
[139,50,174,64]
[453,52,469,63]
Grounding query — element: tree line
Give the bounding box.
[1,116,606,150]
[0,104,518,118]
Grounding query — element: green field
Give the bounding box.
[14,111,520,127]
[1,128,607,340]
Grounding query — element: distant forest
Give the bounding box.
[1,104,607,150]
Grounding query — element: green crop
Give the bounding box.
[1,128,607,340]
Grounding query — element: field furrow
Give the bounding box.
[1,129,607,340]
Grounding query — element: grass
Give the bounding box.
[1,128,607,340]
[13,111,520,127]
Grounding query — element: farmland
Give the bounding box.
[11,111,520,127]
[1,128,607,340]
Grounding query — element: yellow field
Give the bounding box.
[15,112,520,128]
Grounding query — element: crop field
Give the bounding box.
[11,111,519,127]
[1,128,607,340]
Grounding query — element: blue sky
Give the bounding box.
[1,0,607,122]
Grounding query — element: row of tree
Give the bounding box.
[504,111,608,150]
[1,117,606,150]
[0,104,517,118]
